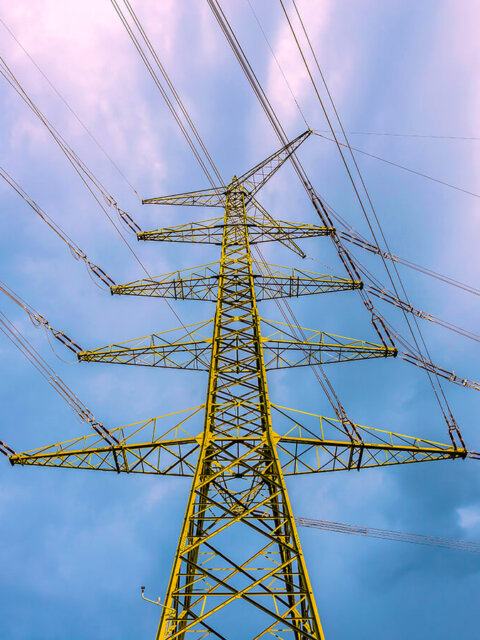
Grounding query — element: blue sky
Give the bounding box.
[1,1,480,638]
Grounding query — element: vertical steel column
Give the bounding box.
[156,181,325,640]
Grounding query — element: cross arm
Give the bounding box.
[110,262,361,301]
[9,407,204,475]
[77,318,394,372]
[77,320,213,371]
[270,404,467,474]
[138,217,332,246]
[261,319,397,368]
[142,187,227,208]
[236,130,311,197]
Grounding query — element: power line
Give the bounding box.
[244,0,309,128]
[110,0,222,188]
[248,0,479,315]
[335,131,480,141]
[0,52,193,332]
[295,517,480,554]
[0,54,148,271]
[315,132,480,200]
[281,0,463,446]
[0,166,115,289]
[0,307,118,444]
[0,279,82,354]
[243,4,480,146]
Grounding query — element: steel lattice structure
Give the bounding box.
[9,131,467,640]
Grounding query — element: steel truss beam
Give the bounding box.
[77,321,396,370]
[137,217,333,247]
[142,130,311,208]
[8,132,468,640]
[11,404,464,475]
[111,262,362,301]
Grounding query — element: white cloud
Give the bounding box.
[265,0,333,126]
[457,505,480,530]
[0,0,206,185]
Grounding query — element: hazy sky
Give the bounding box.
[1,1,480,638]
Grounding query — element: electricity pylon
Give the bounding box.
[10,131,467,639]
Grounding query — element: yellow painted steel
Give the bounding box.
[155,181,326,640]
[8,132,468,638]
[110,261,362,301]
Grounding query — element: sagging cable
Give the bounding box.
[339,229,480,297]
[367,284,480,344]
[0,55,143,239]
[0,309,118,446]
[378,313,480,392]
[0,280,82,355]
[0,441,16,458]
[295,517,480,554]
[0,167,115,289]
[402,351,480,393]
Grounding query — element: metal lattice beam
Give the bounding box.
[7,133,468,640]
[77,325,395,370]
[111,262,362,301]
[138,217,333,246]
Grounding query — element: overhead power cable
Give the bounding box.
[330,131,480,141]
[0,279,82,354]
[0,167,115,289]
[110,0,223,188]
[315,132,480,201]
[0,54,192,332]
[0,54,147,255]
[244,0,309,128]
[401,351,480,392]
[244,1,480,148]
[0,308,118,445]
[339,244,480,344]
[237,13,479,301]
[279,0,463,447]
[336,230,480,297]
[295,517,480,554]
[366,284,480,344]
[366,314,480,392]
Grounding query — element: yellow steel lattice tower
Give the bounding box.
[9,131,466,639]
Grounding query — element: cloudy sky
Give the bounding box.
[1,1,480,638]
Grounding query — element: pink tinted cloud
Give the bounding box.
[0,1,214,182]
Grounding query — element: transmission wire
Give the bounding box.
[0,52,192,333]
[0,308,117,443]
[110,0,221,188]
[281,0,461,443]
[315,132,480,201]
[295,516,480,554]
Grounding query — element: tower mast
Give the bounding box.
[8,132,467,638]
[156,178,324,639]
